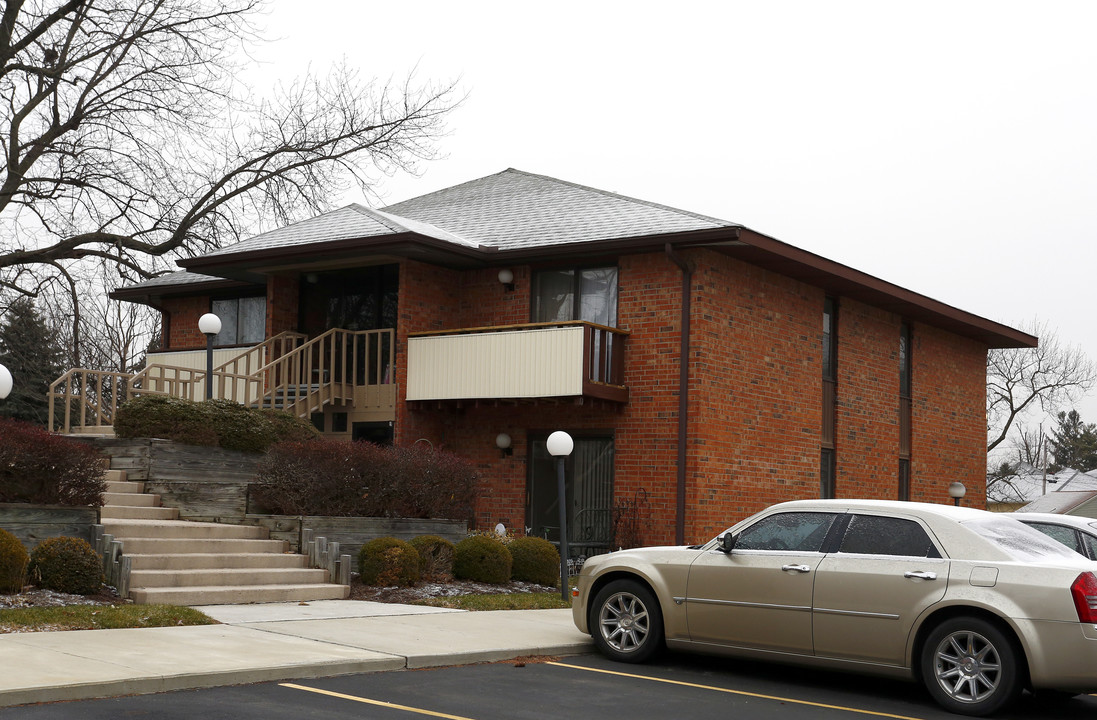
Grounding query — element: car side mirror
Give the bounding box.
[718,533,737,554]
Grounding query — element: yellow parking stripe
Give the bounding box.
[280,683,477,720]
[547,662,925,720]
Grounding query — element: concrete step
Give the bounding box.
[129,567,330,588]
[100,505,178,520]
[102,519,268,540]
[103,492,159,507]
[126,553,307,570]
[103,469,127,483]
[130,583,350,606]
[105,480,145,494]
[114,537,288,555]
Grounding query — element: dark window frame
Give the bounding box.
[210,294,267,348]
[531,265,619,326]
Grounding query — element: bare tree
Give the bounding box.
[0,0,457,297]
[987,319,1097,452]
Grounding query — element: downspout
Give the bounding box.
[665,244,691,546]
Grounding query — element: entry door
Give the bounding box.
[528,436,613,557]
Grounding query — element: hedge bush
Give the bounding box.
[0,418,105,506]
[409,535,455,581]
[28,536,103,595]
[357,537,420,587]
[454,535,512,584]
[253,440,477,519]
[0,529,28,593]
[508,536,560,586]
[113,395,317,452]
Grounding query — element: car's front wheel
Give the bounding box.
[920,616,1023,716]
[590,579,664,663]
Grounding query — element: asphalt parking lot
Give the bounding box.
[1,652,1093,720]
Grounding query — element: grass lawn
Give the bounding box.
[0,604,217,633]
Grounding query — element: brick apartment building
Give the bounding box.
[111,169,1035,550]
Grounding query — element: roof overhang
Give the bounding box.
[142,224,1034,350]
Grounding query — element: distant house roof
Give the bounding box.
[988,467,1097,508]
[119,168,1034,348]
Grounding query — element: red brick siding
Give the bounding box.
[153,250,991,542]
[686,251,823,540]
[268,276,299,336]
[161,296,209,350]
[835,299,901,498]
[909,324,988,508]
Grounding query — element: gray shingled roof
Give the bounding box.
[119,270,230,291]
[382,169,738,250]
[195,203,478,260]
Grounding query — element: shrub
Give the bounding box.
[0,529,28,593]
[28,536,103,595]
[508,536,560,586]
[454,535,512,584]
[0,418,105,506]
[357,537,420,587]
[114,395,317,452]
[254,440,478,519]
[409,535,455,581]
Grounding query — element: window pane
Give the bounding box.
[239,296,266,344]
[1026,522,1084,555]
[579,267,618,326]
[211,299,238,347]
[534,270,574,322]
[1083,531,1097,559]
[736,512,837,552]
[839,515,939,557]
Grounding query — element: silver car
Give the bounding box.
[1007,512,1097,561]
[572,499,1097,716]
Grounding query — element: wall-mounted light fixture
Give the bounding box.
[496,432,513,457]
[498,268,515,292]
[305,272,319,284]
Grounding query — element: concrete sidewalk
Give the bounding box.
[0,600,593,707]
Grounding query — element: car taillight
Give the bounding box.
[1071,572,1097,623]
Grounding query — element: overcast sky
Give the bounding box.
[248,1,1097,429]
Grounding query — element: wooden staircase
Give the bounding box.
[99,469,349,605]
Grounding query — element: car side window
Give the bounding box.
[838,514,941,558]
[1082,531,1097,560]
[1027,522,1084,555]
[735,512,837,552]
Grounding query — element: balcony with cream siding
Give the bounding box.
[406,322,628,405]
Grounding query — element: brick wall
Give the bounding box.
[909,324,988,508]
[161,296,209,350]
[835,298,902,498]
[267,275,299,336]
[154,251,992,544]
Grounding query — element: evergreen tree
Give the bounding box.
[0,299,64,425]
[1047,409,1097,472]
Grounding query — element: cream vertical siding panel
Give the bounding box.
[407,327,585,401]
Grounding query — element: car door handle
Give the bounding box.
[904,571,937,581]
[781,564,811,573]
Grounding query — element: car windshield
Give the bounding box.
[963,516,1085,562]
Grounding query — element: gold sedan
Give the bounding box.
[572,499,1097,716]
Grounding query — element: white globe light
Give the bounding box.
[495,432,512,450]
[198,312,222,336]
[0,364,11,400]
[546,430,573,457]
[948,481,967,499]
[497,268,514,285]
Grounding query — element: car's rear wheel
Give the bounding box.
[920,617,1023,716]
[590,579,664,663]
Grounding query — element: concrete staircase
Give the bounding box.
[101,469,349,605]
